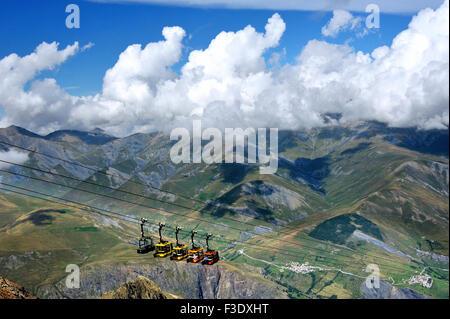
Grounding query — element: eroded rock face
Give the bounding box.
[0,277,36,299]
[416,250,449,264]
[360,280,428,299]
[38,260,287,299]
[241,181,309,210]
[101,275,176,299]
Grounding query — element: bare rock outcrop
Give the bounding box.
[0,277,36,299]
[101,275,177,299]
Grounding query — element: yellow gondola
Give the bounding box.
[171,226,189,261]
[154,222,173,258]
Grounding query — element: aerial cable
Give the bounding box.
[0,181,424,274]
[0,163,424,268]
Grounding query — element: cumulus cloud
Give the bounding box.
[0,41,80,133]
[321,10,363,37]
[0,1,448,136]
[296,0,449,129]
[0,150,29,169]
[102,26,185,104]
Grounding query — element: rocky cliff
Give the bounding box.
[360,280,428,299]
[0,277,36,299]
[38,260,288,299]
[101,275,177,299]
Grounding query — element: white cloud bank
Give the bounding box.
[0,150,29,169]
[0,1,448,136]
[91,0,443,14]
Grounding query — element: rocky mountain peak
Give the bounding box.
[2,125,42,139]
[101,275,178,299]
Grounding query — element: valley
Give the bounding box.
[0,121,448,299]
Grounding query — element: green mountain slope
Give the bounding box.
[0,121,448,299]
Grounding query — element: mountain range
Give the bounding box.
[0,121,448,299]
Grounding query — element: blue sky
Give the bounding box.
[1,0,413,97]
[1,0,447,135]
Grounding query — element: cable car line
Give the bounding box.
[0,167,416,272]
[0,153,312,237]
[0,183,403,279]
[0,140,346,235]
[0,180,331,266]
[0,139,445,270]
[0,162,425,269]
[1,183,317,297]
[0,183,326,268]
[0,141,420,266]
[0,179,424,274]
[0,168,426,273]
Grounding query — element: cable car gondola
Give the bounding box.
[137,218,155,254]
[154,222,173,258]
[186,230,205,263]
[170,226,189,261]
[202,233,220,265]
